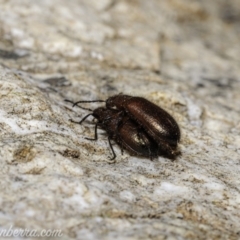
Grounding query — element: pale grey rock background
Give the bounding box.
[0,0,240,239]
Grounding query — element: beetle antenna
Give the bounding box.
[70,113,93,125]
[64,99,93,111]
[72,100,105,107]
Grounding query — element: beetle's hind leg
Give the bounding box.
[85,122,99,141]
[107,137,116,163]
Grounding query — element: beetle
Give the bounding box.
[67,103,161,162]
[71,94,181,158]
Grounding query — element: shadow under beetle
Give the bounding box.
[66,94,181,162]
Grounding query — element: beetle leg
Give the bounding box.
[118,139,124,155]
[85,122,99,141]
[146,139,154,160]
[114,113,127,156]
[108,137,116,162]
[121,144,124,155]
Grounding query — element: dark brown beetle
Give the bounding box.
[66,101,160,161]
[68,94,180,160]
[91,107,160,160]
[105,95,180,156]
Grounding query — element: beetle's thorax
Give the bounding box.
[106,94,132,109]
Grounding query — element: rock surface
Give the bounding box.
[0,0,240,239]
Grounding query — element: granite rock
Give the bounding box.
[0,0,240,239]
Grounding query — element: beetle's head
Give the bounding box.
[93,107,118,122]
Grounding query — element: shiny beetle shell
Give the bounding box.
[106,95,180,154]
[93,107,159,158]
[67,93,181,160]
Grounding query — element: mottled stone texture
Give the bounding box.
[0,0,240,239]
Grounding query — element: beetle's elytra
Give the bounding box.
[93,107,160,159]
[66,94,181,161]
[106,95,180,152]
